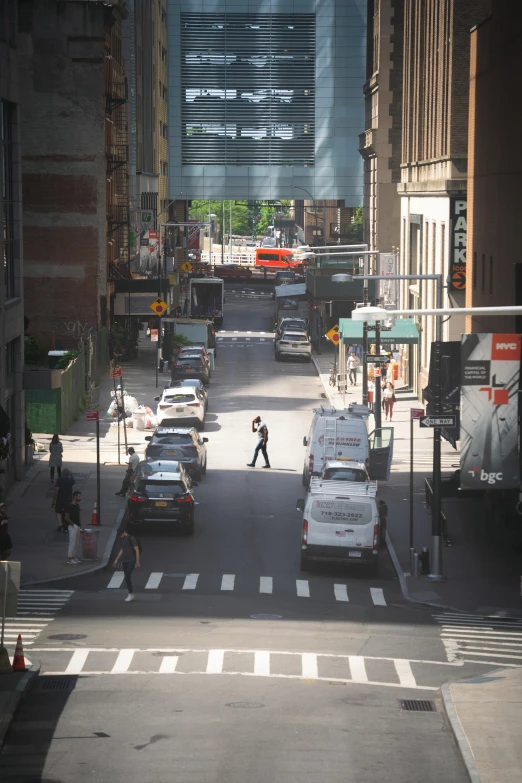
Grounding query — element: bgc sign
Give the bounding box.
[449,198,467,291]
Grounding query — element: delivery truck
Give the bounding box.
[188,278,224,327]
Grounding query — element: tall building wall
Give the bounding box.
[155,0,169,219]
[167,0,366,203]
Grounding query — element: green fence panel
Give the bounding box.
[25,389,62,434]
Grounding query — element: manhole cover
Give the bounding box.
[49,634,87,641]
[39,677,75,692]
[250,614,282,620]
[226,702,265,709]
[399,700,436,712]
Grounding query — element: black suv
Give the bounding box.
[144,427,208,480]
[126,461,197,535]
[171,355,211,386]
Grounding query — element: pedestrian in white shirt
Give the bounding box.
[347,352,360,386]
[115,447,140,496]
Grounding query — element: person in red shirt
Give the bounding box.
[0,502,13,559]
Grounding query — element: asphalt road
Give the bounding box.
[1,284,470,782]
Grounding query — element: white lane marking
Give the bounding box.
[145,572,163,590]
[159,656,179,673]
[441,631,522,641]
[254,651,270,676]
[19,590,74,595]
[302,653,318,679]
[455,649,522,660]
[260,332,266,334]
[296,580,310,598]
[17,598,69,603]
[349,656,368,683]
[206,649,224,674]
[234,331,239,333]
[65,649,89,675]
[107,572,125,589]
[259,576,273,594]
[217,337,224,341]
[221,574,235,591]
[246,338,251,341]
[182,573,199,590]
[111,649,135,674]
[259,338,265,342]
[394,659,417,688]
[247,331,252,334]
[370,587,386,606]
[232,338,237,341]
[334,584,349,602]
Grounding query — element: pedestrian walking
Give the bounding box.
[347,351,360,385]
[0,502,13,559]
[64,490,84,564]
[112,527,141,602]
[247,416,270,468]
[49,434,63,483]
[383,382,396,421]
[52,468,76,533]
[115,447,140,496]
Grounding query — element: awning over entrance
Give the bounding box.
[339,318,419,345]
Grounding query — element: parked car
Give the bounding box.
[154,387,206,429]
[166,379,209,412]
[213,264,252,280]
[170,355,210,386]
[127,460,197,535]
[275,330,312,362]
[144,426,208,480]
[274,317,308,339]
[178,345,210,367]
[319,460,370,483]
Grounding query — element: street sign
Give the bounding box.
[110,367,122,378]
[325,325,340,345]
[149,297,168,316]
[365,353,390,364]
[85,410,99,422]
[180,261,193,273]
[451,270,466,290]
[419,415,456,428]
[150,328,159,342]
[410,408,425,420]
[139,209,154,231]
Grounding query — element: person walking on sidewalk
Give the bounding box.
[64,491,84,565]
[115,447,140,496]
[52,468,75,533]
[0,502,13,559]
[49,434,63,483]
[112,527,141,602]
[383,382,396,421]
[247,416,270,468]
[347,352,360,386]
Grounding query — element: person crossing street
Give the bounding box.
[113,527,141,602]
[247,416,270,468]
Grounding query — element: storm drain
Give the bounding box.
[38,677,76,692]
[399,699,436,712]
[226,702,265,709]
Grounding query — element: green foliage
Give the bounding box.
[24,335,47,366]
[55,350,79,370]
[188,199,293,239]
[162,332,193,360]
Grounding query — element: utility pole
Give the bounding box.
[221,200,225,266]
[373,314,382,429]
[362,255,369,407]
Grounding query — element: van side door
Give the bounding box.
[368,428,394,480]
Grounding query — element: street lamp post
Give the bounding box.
[293,185,318,245]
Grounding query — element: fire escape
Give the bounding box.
[105,36,130,281]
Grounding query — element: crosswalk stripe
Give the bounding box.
[111,649,135,674]
[145,572,163,590]
[246,338,251,341]
[206,649,224,674]
[259,338,265,341]
[183,573,199,590]
[370,587,386,606]
[334,584,349,602]
[259,576,273,594]
[65,649,89,675]
[296,580,309,598]
[107,572,125,589]
[232,337,237,341]
[349,656,368,683]
[302,653,318,679]
[159,656,179,673]
[394,659,416,688]
[221,574,235,591]
[254,651,270,676]
[456,649,522,660]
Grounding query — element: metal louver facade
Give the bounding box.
[181,14,315,166]
[168,0,366,203]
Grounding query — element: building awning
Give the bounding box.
[338,318,419,345]
[274,283,307,298]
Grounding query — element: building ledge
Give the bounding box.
[397,180,468,196]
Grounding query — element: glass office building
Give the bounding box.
[167,0,366,203]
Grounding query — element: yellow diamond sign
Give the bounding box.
[149,297,168,316]
[181,261,193,273]
[325,324,340,345]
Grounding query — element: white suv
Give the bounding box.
[275,330,312,362]
[154,387,206,429]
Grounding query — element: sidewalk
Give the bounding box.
[313,340,522,616]
[7,333,162,585]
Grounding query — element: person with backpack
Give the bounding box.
[112,527,141,602]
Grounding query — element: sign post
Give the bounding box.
[110,367,123,464]
[410,408,425,551]
[86,409,101,526]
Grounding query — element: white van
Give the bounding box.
[302,405,394,486]
[297,480,381,570]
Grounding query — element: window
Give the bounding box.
[481,253,486,292]
[1,100,16,299]
[162,162,168,176]
[161,47,167,62]
[473,251,477,290]
[5,339,16,377]
[489,256,493,295]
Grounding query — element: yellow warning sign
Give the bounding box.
[325,324,340,345]
[149,297,168,316]
[181,261,193,273]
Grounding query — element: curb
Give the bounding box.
[0,661,40,751]
[440,681,483,783]
[311,356,336,407]
[21,503,126,586]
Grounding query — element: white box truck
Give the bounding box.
[188,278,224,327]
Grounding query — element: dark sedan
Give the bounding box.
[145,427,208,480]
[170,355,210,386]
[126,460,197,535]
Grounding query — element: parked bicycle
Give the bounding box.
[329,365,338,387]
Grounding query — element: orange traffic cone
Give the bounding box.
[12,634,25,672]
[90,501,100,526]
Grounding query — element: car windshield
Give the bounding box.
[152,434,193,444]
[323,469,367,482]
[163,394,195,403]
[281,322,305,330]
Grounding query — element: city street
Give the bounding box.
[0,285,478,782]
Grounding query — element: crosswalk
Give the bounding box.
[105,571,388,606]
[29,646,460,690]
[435,612,522,667]
[392,450,459,469]
[3,589,74,647]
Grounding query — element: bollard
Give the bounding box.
[412,552,420,577]
[409,547,416,573]
[420,547,430,575]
